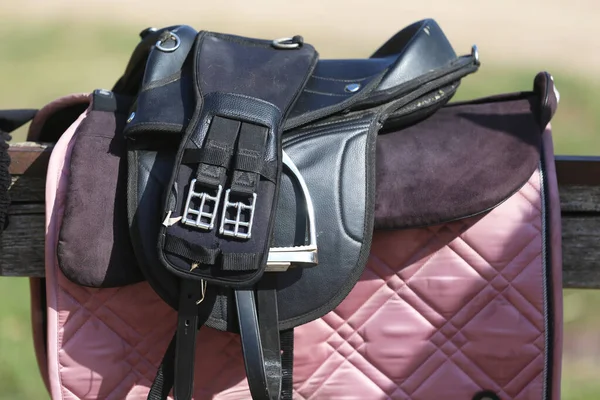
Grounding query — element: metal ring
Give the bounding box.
[155,32,181,53]
[471,44,480,65]
[272,37,301,49]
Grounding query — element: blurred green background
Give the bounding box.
[1,1,599,399]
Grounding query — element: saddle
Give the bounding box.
[108,19,480,400]
[24,17,562,400]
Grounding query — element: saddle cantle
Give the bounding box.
[118,19,481,400]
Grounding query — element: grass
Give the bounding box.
[1,19,600,399]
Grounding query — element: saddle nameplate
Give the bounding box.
[219,189,257,239]
[182,179,223,230]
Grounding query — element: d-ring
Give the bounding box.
[272,36,303,49]
[156,32,181,52]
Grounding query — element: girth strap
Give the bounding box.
[236,282,282,400]
[173,280,207,400]
[147,325,295,400]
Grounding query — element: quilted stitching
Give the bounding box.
[48,159,550,399]
[290,169,547,400]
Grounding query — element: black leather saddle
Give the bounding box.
[115,19,480,400]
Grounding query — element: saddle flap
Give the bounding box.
[155,31,319,287]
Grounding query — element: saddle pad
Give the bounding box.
[42,97,562,399]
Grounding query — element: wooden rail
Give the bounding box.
[1,142,600,289]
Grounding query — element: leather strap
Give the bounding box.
[279,329,294,400]
[236,275,283,400]
[147,326,294,400]
[173,279,205,400]
[147,334,177,400]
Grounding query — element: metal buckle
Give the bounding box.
[266,151,318,272]
[182,179,222,230]
[219,190,257,239]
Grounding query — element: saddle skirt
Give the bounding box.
[25,19,563,400]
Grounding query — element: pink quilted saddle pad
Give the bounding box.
[33,91,563,399]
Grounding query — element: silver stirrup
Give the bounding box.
[266,151,318,272]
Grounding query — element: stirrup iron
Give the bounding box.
[266,151,318,272]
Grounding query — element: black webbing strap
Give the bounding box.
[164,234,259,271]
[0,109,38,133]
[164,234,220,265]
[229,123,269,196]
[189,116,241,189]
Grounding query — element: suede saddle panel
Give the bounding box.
[39,96,563,398]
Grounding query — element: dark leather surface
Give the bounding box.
[157,32,319,287]
[127,110,378,330]
[173,280,204,400]
[141,25,197,88]
[373,19,457,91]
[112,26,182,96]
[123,19,481,334]
[124,19,464,139]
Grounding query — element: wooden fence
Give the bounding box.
[2,143,600,289]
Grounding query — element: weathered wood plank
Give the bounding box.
[562,215,600,289]
[0,213,45,278]
[556,156,600,186]
[559,185,600,213]
[9,175,46,202]
[8,142,53,176]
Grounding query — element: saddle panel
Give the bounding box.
[56,91,141,288]
[374,92,544,230]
